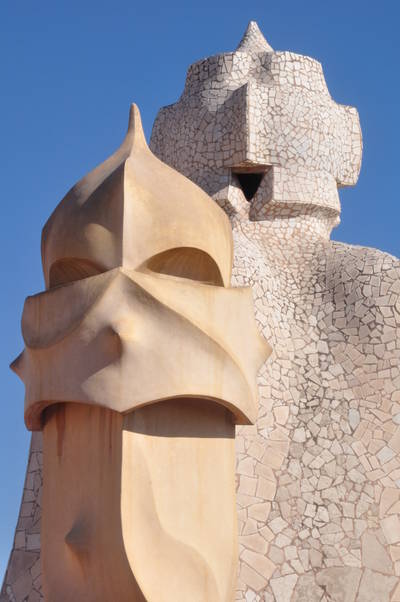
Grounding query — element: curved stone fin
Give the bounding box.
[124,103,149,154]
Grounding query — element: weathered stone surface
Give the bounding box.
[6,551,37,585]
[12,571,33,601]
[361,531,393,573]
[269,574,297,602]
[383,515,400,545]
[293,574,324,602]
[357,569,398,602]
[316,567,362,602]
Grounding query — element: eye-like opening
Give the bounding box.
[49,258,105,289]
[232,167,267,202]
[143,247,224,286]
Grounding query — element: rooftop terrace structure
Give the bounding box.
[3,20,400,602]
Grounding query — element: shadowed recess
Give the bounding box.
[233,172,265,201]
[143,247,224,285]
[49,258,105,288]
[125,398,235,438]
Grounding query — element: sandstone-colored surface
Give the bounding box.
[3,20,400,602]
[269,574,297,602]
[315,567,362,602]
[357,568,398,602]
[4,104,268,601]
[14,104,268,432]
[361,531,393,572]
[293,574,324,602]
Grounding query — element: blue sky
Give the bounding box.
[0,0,399,579]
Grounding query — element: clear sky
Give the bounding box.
[0,0,399,580]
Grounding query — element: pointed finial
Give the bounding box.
[124,103,148,151]
[236,21,273,53]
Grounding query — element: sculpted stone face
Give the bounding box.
[13,104,268,432]
[9,104,269,602]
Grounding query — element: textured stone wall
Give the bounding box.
[151,24,361,216]
[1,433,42,601]
[150,21,400,602]
[226,201,400,601]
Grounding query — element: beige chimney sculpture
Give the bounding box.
[11,104,270,601]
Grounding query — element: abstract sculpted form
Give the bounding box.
[151,22,361,218]
[8,104,269,601]
[150,22,400,602]
[3,20,400,602]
